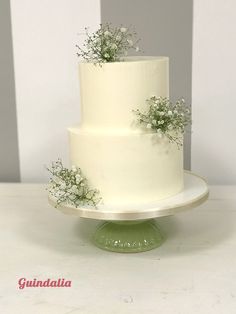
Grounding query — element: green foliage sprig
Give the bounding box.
[47,159,101,208]
[76,23,140,63]
[134,96,191,147]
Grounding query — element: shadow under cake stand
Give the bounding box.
[48,171,209,253]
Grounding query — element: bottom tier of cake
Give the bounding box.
[68,127,183,207]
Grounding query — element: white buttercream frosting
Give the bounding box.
[79,56,169,131]
[68,57,184,208]
[69,127,183,206]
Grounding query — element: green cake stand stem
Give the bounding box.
[93,220,164,253]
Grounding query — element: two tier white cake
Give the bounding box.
[68,56,183,208]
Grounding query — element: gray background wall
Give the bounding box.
[101,0,193,170]
[0,0,20,181]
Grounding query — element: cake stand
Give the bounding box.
[48,171,208,253]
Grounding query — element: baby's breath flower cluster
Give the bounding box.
[47,159,101,208]
[134,97,191,146]
[76,23,140,63]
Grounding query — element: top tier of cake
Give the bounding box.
[78,56,169,131]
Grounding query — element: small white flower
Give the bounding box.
[80,182,85,187]
[120,27,127,33]
[86,191,94,198]
[135,46,140,52]
[104,53,110,58]
[168,124,173,130]
[168,110,172,116]
[70,185,78,194]
[111,43,117,50]
[159,112,165,116]
[146,123,152,129]
[78,188,83,196]
[71,165,77,172]
[104,30,111,37]
[55,191,63,198]
[152,119,157,125]
[127,39,133,46]
[60,182,66,189]
[116,35,121,41]
[76,174,82,184]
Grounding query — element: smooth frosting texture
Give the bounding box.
[69,127,183,207]
[79,56,169,131]
[68,57,183,208]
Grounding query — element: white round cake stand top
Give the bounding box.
[48,171,209,221]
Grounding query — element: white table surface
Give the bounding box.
[0,183,236,314]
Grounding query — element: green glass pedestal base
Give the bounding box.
[93,219,164,253]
